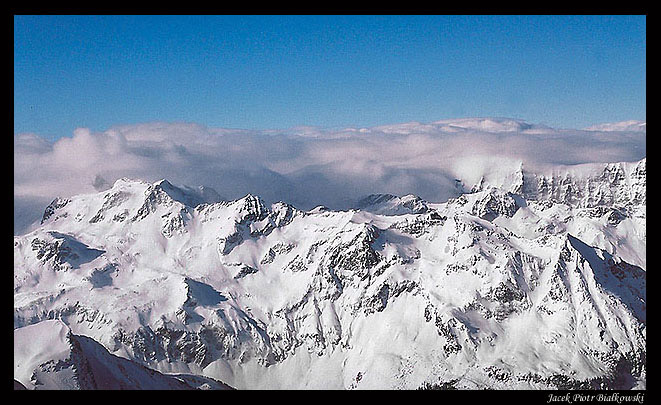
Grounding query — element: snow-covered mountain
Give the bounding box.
[584,121,646,132]
[13,159,645,390]
[14,320,233,389]
[371,117,551,135]
[355,193,429,215]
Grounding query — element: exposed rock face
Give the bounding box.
[28,232,104,272]
[470,188,522,221]
[14,162,646,389]
[41,198,70,224]
[476,159,646,211]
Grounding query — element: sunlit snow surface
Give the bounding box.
[14,158,645,389]
[13,320,233,389]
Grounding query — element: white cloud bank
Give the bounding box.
[14,118,646,234]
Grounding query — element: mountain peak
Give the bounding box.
[231,193,269,222]
[584,120,646,132]
[431,117,537,132]
[112,177,150,188]
[154,178,174,188]
[146,179,223,209]
[355,193,429,215]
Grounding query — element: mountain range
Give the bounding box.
[14,156,646,390]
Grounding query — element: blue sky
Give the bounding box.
[14,15,646,141]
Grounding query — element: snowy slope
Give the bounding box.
[13,161,645,390]
[14,320,233,390]
[470,159,646,268]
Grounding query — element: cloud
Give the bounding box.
[14,118,646,234]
